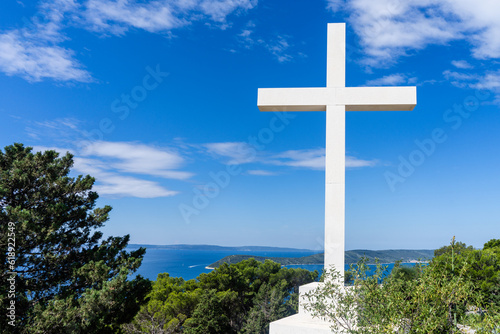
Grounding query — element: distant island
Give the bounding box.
[127,244,315,252]
[126,244,434,269]
[207,249,434,269]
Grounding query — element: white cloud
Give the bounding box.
[205,143,378,170]
[81,141,192,180]
[0,30,91,82]
[365,73,414,86]
[1,0,258,82]
[236,24,294,62]
[83,0,187,35]
[270,148,326,170]
[92,174,178,198]
[0,0,92,82]
[443,70,479,88]
[239,29,252,37]
[329,0,500,66]
[472,71,500,91]
[327,0,345,11]
[199,0,257,22]
[32,145,73,156]
[452,60,473,69]
[264,35,293,63]
[72,156,110,176]
[267,148,378,170]
[345,156,379,168]
[33,141,190,198]
[26,118,86,143]
[82,0,258,34]
[440,69,500,104]
[247,169,277,176]
[203,142,256,164]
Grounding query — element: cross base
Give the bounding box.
[269,313,333,334]
[270,282,335,334]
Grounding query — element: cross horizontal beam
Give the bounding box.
[258,86,417,112]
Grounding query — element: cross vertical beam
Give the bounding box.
[327,23,345,88]
[257,23,416,280]
[325,105,345,275]
[325,24,346,276]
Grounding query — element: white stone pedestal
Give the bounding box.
[269,282,334,334]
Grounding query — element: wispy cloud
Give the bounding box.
[33,140,192,198]
[267,148,378,170]
[328,0,500,66]
[236,21,295,62]
[441,68,500,104]
[327,0,345,11]
[1,0,258,82]
[365,73,417,86]
[451,60,473,69]
[203,143,379,171]
[203,142,257,164]
[346,155,379,168]
[81,141,192,180]
[264,35,293,63]
[82,0,187,35]
[25,118,83,141]
[0,25,91,82]
[269,148,326,170]
[199,0,258,22]
[91,174,178,198]
[471,70,500,105]
[443,70,479,88]
[247,169,277,176]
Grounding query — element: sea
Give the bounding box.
[127,247,416,281]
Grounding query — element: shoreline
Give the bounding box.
[206,261,429,270]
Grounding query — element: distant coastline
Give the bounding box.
[128,244,315,252]
[127,245,435,281]
[127,244,434,269]
[206,249,434,269]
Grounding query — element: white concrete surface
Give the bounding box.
[269,314,333,334]
[298,282,324,315]
[271,282,342,334]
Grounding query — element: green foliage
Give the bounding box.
[0,144,151,333]
[122,273,201,334]
[432,237,500,310]
[240,280,294,334]
[304,238,500,334]
[126,259,318,334]
[209,249,435,268]
[484,239,500,250]
[433,238,474,257]
[389,263,420,282]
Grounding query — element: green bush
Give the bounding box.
[125,259,318,334]
[304,238,500,334]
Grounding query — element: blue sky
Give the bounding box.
[1,0,499,251]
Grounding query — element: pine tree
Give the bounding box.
[0,143,151,333]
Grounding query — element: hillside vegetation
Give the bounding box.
[208,249,434,268]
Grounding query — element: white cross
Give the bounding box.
[257,23,416,277]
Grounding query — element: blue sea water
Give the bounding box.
[128,247,416,281]
[128,247,321,280]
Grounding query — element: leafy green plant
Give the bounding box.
[304,238,500,334]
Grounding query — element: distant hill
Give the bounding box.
[208,249,434,268]
[345,249,434,264]
[208,253,323,268]
[127,244,315,252]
